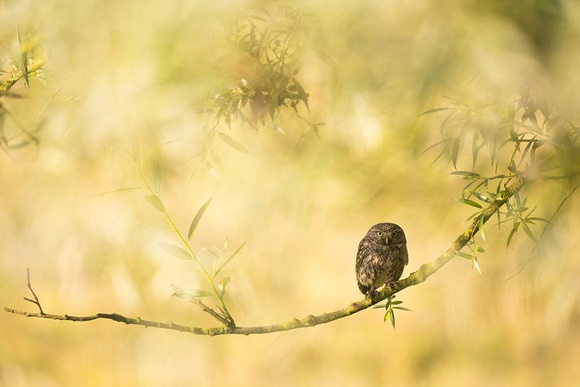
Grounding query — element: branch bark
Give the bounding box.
[4,177,524,336]
[1,59,45,93]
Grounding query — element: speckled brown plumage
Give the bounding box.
[355,223,409,298]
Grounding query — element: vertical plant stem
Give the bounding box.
[127,152,235,326]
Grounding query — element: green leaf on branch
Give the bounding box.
[471,191,491,203]
[160,243,193,260]
[218,277,231,297]
[218,132,252,154]
[145,194,165,212]
[456,198,483,209]
[456,251,474,259]
[450,170,481,179]
[507,221,520,247]
[385,308,395,328]
[188,197,213,240]
[381,296,412,329]
[472,258,482,276]
[521,220,537,242]
[15,30,29,88]
[450,138,460,169]
[214,241,247,278]
[478,215,486,241]
[418,107,453,116]
[176,288,214,298]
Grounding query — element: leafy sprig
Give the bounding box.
[422,87,577,277]
[127,150,245,328]
[373,295,412,329]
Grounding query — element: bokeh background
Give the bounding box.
[2,0,580,385]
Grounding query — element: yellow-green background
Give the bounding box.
[2,0,579,385]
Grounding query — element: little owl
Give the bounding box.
[355,223,408,298]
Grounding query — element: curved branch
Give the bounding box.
[1,59,45,93]
[4,178,524,336]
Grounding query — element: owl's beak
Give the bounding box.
[384,236,389,245]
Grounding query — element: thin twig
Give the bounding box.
[171,284,233,328]
[505,180,580,281]
[4,178,524,336]
[23,268,44,315]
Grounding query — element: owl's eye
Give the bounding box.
[392,231,398,238]
[376,230,383,237]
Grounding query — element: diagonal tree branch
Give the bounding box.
[1,59,45,93]
[4,177,524,336]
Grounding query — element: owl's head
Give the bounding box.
[367,223,406,247]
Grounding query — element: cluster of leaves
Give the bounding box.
[127,151,245,327]
[207,4,321,132]
[373,295,412,329]
[0,30,46,151]
[193,3,325,177]
[423,87,580,275]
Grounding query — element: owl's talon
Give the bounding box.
[367,288,378,300]
[385,282,396,292]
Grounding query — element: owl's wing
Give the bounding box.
[355,239,371,270]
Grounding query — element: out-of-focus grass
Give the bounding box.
[1,0,579,386]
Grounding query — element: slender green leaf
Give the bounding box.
[456,198,483,209]
[145,194,165,212]
[462,180,480,199]
[507,224,519,247]
[188,197,213,240]
[472,130,479,168]
[478,215,486,241]
[218,277,231,297]
[526,217,549,223]
[521,221,537,242]
[450,138,460,168]
[384,308,391,323]
[420,138,450,156]
[218,131,252,154]
[393,306,413,312]
[214,241,247,277]
[456,251,474,259]
[271,124,286,136]
[514,191,522,208]
[160,242,193,260]
[472,258,482,276]
[464,211,480,223]
[418,107,453,117]
[450,170,481,179]
[472,191,491,203]
[390,308,396,328]
[90,186,141,199]
[203,245,222,259]
[174,288,214,298]
[16,30,29,88]
[193,289,214,298]
[442,95,469,107]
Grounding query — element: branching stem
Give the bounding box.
[4,178,524,336]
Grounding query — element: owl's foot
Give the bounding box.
[384,281,400,293]
[366,287,378,300]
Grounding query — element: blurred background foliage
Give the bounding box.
[1,0,580,385]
